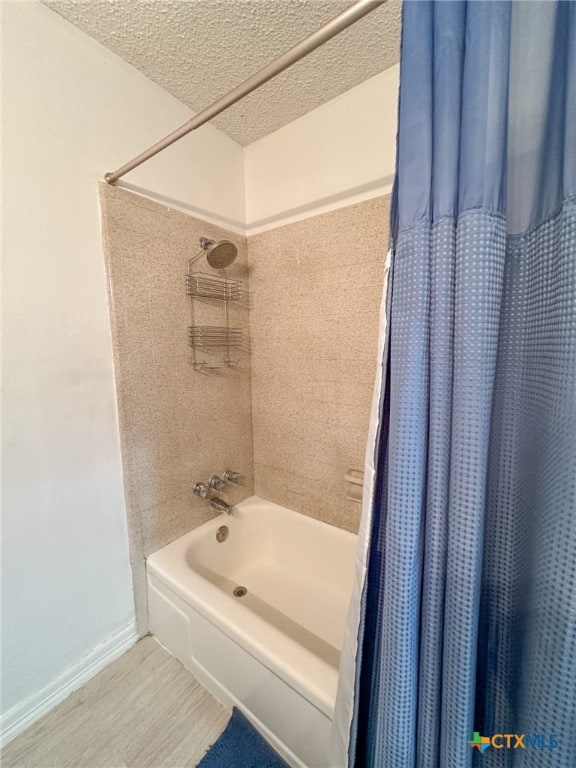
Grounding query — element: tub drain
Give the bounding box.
[233,586,247,598]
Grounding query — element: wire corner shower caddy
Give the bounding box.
[186,237,246,372]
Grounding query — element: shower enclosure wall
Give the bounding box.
[99,184,254,633]
[99,183,389,630]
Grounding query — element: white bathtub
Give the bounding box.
[147,495,357,768]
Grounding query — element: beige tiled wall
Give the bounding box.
[100,187,389,630]
[248,196,390,534]
[99,184,253,632]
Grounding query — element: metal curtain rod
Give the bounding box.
[104,0,386,184]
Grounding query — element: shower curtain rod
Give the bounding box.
[104,0,386,185]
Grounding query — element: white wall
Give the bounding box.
[244,65,399,234]
[1,0,396,739]
[0,0,245,739]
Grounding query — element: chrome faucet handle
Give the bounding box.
[223,469,244,485]
[193,482,210,498]
[209,474,227,492]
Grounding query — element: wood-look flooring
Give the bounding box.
[1,637,229,768]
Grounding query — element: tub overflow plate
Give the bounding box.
[216,526,229,543]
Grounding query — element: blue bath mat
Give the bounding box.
[197,708,290,768]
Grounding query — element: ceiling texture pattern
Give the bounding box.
[44,0,401,146]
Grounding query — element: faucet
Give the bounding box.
[210,497,232,515]
[223,469,244,484]
[194,473,241,516]
[209,474,227,491]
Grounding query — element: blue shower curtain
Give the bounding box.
[333,2,576,767]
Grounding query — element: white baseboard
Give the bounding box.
[0,622,138,747]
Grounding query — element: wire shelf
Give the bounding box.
[186,272,243,302]
[188,325,243,349]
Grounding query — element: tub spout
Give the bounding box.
[210,497,232,515]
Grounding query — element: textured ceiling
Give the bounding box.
[43,0,401,146]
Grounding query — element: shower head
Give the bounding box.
[199,237,238,270]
